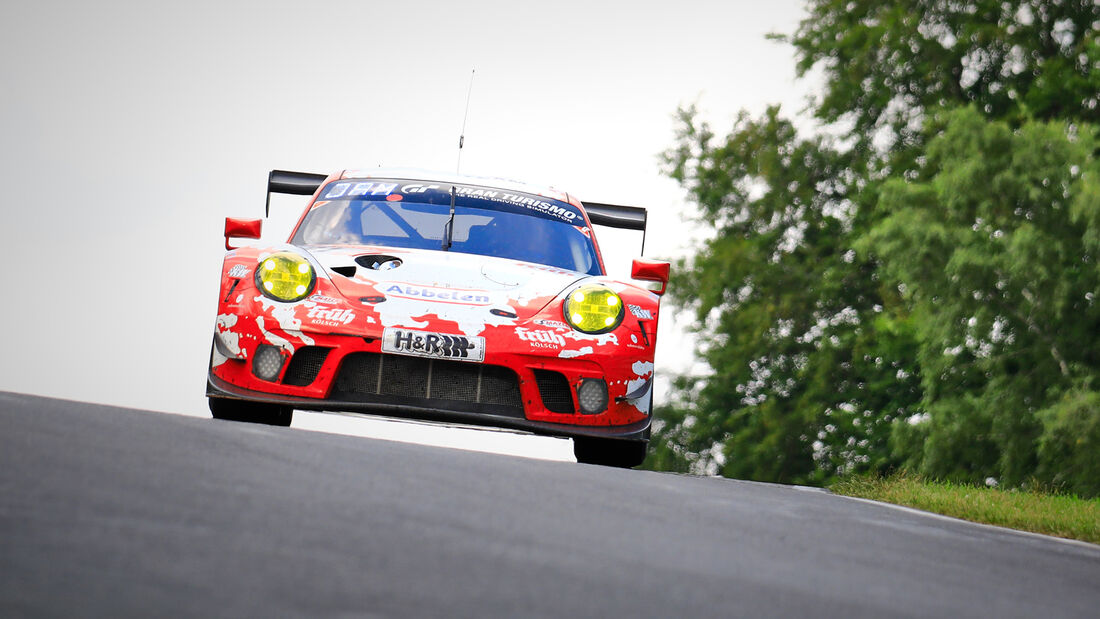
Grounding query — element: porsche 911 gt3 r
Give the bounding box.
[207,169,670,467]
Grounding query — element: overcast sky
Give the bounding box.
[1,1,812,453]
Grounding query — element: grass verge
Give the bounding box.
[829,475,1100,545]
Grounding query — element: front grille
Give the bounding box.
[283,347,331,386]
[533,369,575,414]
[332,353,524,415]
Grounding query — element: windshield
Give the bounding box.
[291,180,602,275]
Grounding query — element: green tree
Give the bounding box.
[858,106,1100,486]
[1037,390,1100,497]
[653,107,921,483]
[652,0,1100,489]
[783,0,1100,152]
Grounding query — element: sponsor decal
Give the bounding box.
[400,183,441,194]
[533,319,569,330]
[228,264,250,278]
[322,181,398,199]
[384,283,491,305]
[324,180,582,223]
[512,195,575,221]
[454,186,580,222]
[309,294,342,305]
[627,304,653,320]
[499,193,577,221]
[454,187,500,199]
[382,327,485,362]
[519,263,576,276]
[515,327,565,349]
[306,306,356,325]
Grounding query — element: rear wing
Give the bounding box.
[263,169,650,253]
[265,170,326,217]
[581,201,648,255]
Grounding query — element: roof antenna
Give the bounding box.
[456,69,475,174]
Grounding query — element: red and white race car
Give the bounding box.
[207,170,669,467]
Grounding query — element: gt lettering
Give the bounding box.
[401,184,441,194]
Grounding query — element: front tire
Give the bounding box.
[573,436,647,468]
[208,397,293,427]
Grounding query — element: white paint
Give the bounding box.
[565,331,618,347]
[310,246,592,337]
[256,316,294,354]
[252,294,315,346]
[211,313,242,368]
[836,494,1100,552]
[626,360,656,414]
[625,376,652,415]
[559,346,593,359]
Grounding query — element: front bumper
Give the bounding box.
[208,319,653,441]
[207,370,651,441]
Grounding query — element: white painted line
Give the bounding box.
[835,493,1100,553]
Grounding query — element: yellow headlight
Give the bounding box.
[255,252,315,302]
[563,284,624,334]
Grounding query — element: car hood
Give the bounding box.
[305,244,590,323]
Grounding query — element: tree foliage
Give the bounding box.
[650,0,1100,495]
[860,106,1100,486]
[783,0,1100,151]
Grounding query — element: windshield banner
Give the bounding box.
[318,179,584,224]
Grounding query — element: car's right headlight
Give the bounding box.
[563,284,624,334]
[255,251,315,302]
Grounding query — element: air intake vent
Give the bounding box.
[332,353,524,416]
[283,347,330,386]
[533,369,575,414]
[355,255,402,270]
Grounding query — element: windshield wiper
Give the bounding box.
[442,185,457,250]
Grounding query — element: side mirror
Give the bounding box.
[224,217,262,250]
[631,258,670,296]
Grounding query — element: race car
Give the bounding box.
[207,169,670,467]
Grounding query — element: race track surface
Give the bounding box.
[2,391,1098,617]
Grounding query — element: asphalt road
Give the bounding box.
[2,391,1099,617]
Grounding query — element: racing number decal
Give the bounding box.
[382,328,486,363]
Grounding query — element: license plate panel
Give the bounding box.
[381,327,486,363]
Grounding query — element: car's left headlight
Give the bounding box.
[563,284,624,334]
[255,251,315,302]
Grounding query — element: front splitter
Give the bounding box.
[207,372,650,442]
